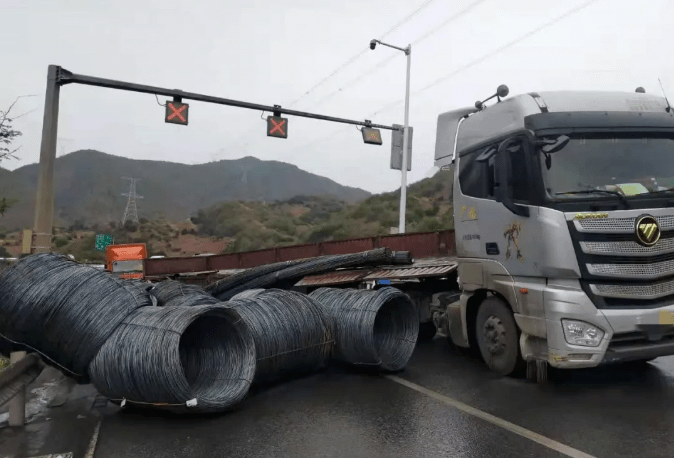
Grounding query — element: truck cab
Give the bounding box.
[105,243,147,279]
[434,89,674,377]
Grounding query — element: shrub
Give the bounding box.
[54,237,69,248]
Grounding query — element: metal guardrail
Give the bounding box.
[0,352,43,426]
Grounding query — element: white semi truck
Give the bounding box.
[430,86,674,380]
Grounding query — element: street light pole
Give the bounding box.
[399,45,411,234]
[370,40,412,234]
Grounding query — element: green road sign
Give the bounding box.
[95,234,113,251]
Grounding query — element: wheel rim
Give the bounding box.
[482,315,507,356]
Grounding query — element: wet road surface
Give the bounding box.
[91,338,674,458]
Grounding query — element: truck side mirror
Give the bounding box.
[494,138,530,217]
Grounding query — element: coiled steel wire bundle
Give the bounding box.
[230,289,266,300]
[88,304,256,413]
[0,252,152,377]
[309,287,419,372]
[150,279,220,307]
[214,248,394,300]
[228,289,334,384]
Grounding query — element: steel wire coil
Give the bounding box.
[214,248,394,300]
[228,289,334,384]
[0,252,152,376]
[230,289,266,300]
[88,304,256,413]
[150,279,220,307]
[309,287,419,371]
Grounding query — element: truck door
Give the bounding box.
[454,136,537,288]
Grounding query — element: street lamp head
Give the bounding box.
[370,39,377,50]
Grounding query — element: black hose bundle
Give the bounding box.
[309,287,419,372]
[205,259,313,297]
[0,252,152,376]
[391,251,414,265]
[214,248,394,300]
[150,279,220,307]
[228,289,334,384]
[88,304,256,413]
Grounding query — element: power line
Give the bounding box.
[411,0,488,45]
[304,54,398,111]
[370,0,601,117]
[288,0,602,160]
[286,0,440,108]
[297,0,488,113]
[217,0,441,160]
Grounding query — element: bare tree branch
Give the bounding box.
[0,95,35,162]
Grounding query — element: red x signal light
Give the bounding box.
[267,116,288,138]
[165,101,189,125]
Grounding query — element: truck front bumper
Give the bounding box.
[518,279,674,369]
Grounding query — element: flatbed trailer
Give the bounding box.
[142,230,457,285]
[142,230,460,340]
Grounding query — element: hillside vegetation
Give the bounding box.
[0,151,370,231]
[0,156,453,260]
[191,168,454,251]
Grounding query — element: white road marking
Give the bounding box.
[84,420,102,458]
[386,375,596,458]
[26,454,73,458]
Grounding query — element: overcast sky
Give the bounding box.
[2,0,674,194]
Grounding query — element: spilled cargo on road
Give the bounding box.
[0,252,419,414]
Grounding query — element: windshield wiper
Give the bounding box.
[553,190,629,209]
[644,186,674,195]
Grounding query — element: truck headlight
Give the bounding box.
[561,319,604,347]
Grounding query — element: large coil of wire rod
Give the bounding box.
[215,248,394,300]
[309,287,419,372]
[149,279,220,307]
[88,304,256,413]
[0,252,152,377]
[228,289,334,384]
[230,289,266,300]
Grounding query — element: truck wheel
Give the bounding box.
[475,297,524,376]
[418,321,437,341]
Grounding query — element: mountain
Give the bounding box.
[0,169,453,261]
[0,151,371,231]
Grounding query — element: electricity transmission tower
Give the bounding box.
[121,177,143,225]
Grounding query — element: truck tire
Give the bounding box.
[475,297,524,376]
[418,321,437,341]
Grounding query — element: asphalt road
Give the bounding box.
[90,338,674,458]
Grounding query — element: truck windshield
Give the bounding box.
[541,135,674,199]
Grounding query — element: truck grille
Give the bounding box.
[587,259,674,279]
[580,237,674,256]
[575,215,674,233]
[570,212,674,305]
[590,279,674,299]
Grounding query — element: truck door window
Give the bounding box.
[459,144,499,199]
[506,142,531,202]
[487,155,496,198]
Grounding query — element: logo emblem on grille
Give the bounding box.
[635,215,660,247]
